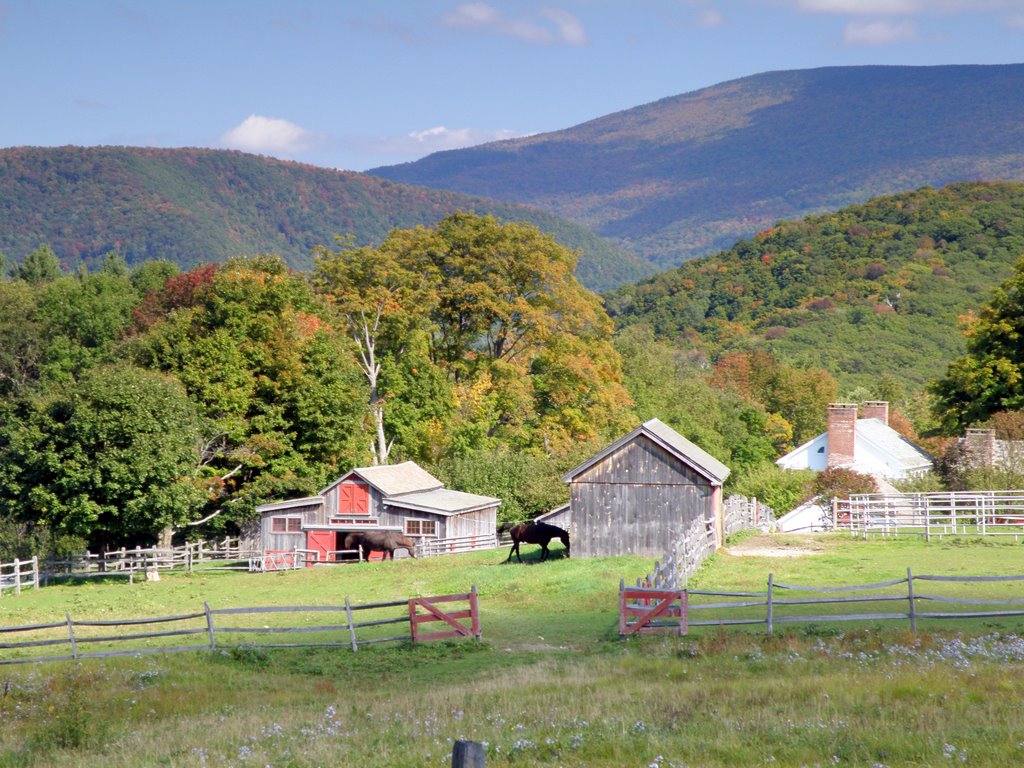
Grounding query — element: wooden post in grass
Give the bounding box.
[452,740,485,768]
[766,573,774,635]
[204,601,217,650]
[907,567,917,634]
[66,612,78,659]
[13,559,20,595]
[345,596,358,652]
[32,556,39,590]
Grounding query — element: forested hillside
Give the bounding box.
[0,215,844,557]
[607,182,1024,393]
[0,146,651,292]
[370,64,1024,270]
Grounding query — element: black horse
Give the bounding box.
[505,521,570,563]
[343,531,418,560]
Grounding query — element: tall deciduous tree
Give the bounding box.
[933,256,1024,432]
[0,364,204,548]
[312,233,439,465]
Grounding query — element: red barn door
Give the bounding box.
[338,482,370,515]
[306,529,334,566]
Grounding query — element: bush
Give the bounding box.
[811,467,877,505]
[730,463,814,514]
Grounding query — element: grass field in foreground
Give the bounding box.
[4,534,1024,767]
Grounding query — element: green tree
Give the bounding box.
[932,256,1024,432]
[129,257,366,530]
[13,244,62,284]
[0,364,204,548]
[313,232,439,465]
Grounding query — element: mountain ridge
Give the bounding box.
[369,64,1024,270]
[0,145,652,292]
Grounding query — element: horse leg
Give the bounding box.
[540,543,549,562]
[506,541,518,563]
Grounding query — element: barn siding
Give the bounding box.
[445,507,498,539]
[569,435,715,558]
[260,502,323,551]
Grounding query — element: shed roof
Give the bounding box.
[563,418,731,486]
[385,488,501,517]
[255,495,324,514]
[323,461,443,497]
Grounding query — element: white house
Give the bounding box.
[776,401,932,481]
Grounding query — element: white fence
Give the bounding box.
[0,557,40,597]
[723,495,773,536]
[836,490,1024,539]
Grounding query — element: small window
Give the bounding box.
[271,516,303,533]
[404,519,437,537]
[817,446,825,454]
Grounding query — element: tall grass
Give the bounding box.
[4,535,1024,766]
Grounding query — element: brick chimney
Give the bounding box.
[861,400,889,426]
[827,403,858,468]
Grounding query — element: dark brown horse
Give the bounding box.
[344,531,418,560]
[505,521,569,563]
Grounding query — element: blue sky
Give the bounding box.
[1,1,1023,172]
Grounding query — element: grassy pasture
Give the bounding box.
[4,535,1024,767]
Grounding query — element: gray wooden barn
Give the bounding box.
[252,461,500,563]
[562,418,731,558]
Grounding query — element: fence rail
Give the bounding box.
[0,557,40,598]
[836,490,1024,539]
[0,586,480,665]
[620,569,1024,636]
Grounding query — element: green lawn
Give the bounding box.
[3,535,1024,767]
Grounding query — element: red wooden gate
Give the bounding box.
[619,586,687,636]
[408,587,481,642]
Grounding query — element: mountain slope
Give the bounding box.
[369,64,1024,270]
[0,146,652,292]
[605,181,1024,393]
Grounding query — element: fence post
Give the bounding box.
[452,740,486,768]
[32,556,39,590]
[470,584,481,641]
[66,612,78,659]
[345,596,358,652]
[907,567,917,634]
[679,590,688,636]
[766,573,774,635]
[204,601,217,650]
[832,498,838,529]
[14,558,21,595]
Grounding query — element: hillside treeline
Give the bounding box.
[0,214,840,558]
[608,182,1024,393]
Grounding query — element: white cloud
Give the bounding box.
[843,19,918,44]
[220,115,322,156]
[697,8,725,27]
[1006,12,1024,28]
[443,3,587,46]
[798,0,922,13]
[404,125,525,152]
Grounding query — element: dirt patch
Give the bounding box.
[724,534,826,558]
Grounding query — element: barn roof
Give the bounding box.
[322,461,443,497]
[255,495,324,513]
[563,418,731,486]
[385,488,501,517]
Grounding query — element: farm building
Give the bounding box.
[776,402,932,482]
[562,418,731,558]
[250,461,501,563]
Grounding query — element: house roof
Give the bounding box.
[562,418,731,486]
[384,488,501,517]
[255,495,324,514]
[776,417,932,474]
[856,418,933,472]
[322,461,443,497]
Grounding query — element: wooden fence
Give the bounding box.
[0,557,40,598]
[723,495,773,537]
[619,570,1024,636]
[0,586,481,665]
